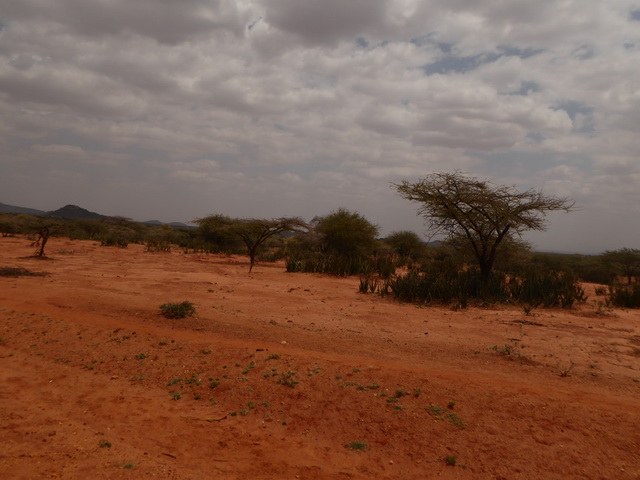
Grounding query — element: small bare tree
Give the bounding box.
[30,220,58,257]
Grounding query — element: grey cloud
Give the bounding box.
[263,0,389,46]
[0,69,142,118]
[1,1,640,251]
[2,0,247,45]
[509,81,541,96]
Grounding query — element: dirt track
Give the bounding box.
[1,236,639,479]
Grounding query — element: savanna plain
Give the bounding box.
[1,236,639,479]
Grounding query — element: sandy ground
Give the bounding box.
[1,236,639,480]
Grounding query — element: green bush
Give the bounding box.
[100,234,129,248]
[385,262,586,308]
[606,283,640,308]
[160,301,196,319]
[388,266,508,306]
[508,268,587,308]
[314,208,379,257]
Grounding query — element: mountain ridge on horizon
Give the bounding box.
[0,201,189,227]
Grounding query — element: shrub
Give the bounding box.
[347,441,367,452]
[386,262,586,308]
[100,234,129,248]
[508,268,587,308]
[286,252,376,277]
[145,241,171,253]
[159,301,196,319]
[606,283,640,308]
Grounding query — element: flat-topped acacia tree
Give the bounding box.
[196,215,309,272]
[394,171,576,283]
[602,248,640,285]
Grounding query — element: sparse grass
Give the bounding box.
[341,381,359,387]
[276,371,299,388]
[426,404,466,428]
[170,392,181,401]
[557,360,575,377]
[267,353,281,360]
[445,413,466,428]
[489,341,527,358]
[134,352,149,360]
[82,360,97,370]
[445,455,457,466]
[122,463,135,469]
[167,377,182,386]
[347,441,367,452]
[242,361,256,374]
[98,440,111,448]
[426,405,446,416]
[159,301,196,319]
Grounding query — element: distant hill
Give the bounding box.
[143,220,192,228]
[46,204,105,220]
[0,202,45,216]
[1,201,191,227]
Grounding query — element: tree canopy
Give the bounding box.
[394,171,575,281]
[313,208,379,257]
[196,215,308,272]
[602,248,640,284]
[384,230,427,260]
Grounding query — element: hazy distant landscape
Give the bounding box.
[2,2,640,477]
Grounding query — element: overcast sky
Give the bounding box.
[1,1,639,253]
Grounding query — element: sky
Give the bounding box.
[1,1,639,254]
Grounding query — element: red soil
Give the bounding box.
[1,236,639,479]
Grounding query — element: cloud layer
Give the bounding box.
[1,0,639,252]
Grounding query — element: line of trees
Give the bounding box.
[2,171,639,307]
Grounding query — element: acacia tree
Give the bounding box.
[601,248,640,284]
[394,171,575,282]
[196,215,309,272]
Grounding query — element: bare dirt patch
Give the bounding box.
[1,236,639,479]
